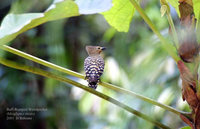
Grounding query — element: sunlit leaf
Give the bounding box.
[75,0,112,14]
[102,0,135,32]
[0,0,113,45]
[0,0,79,45]
[193,0,200,26]
[45,0,79,21]
[0,13,44,39]
[180,126,192,129]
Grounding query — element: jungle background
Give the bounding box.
[0,0,191,128]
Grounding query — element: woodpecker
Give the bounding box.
[84,46,106,89]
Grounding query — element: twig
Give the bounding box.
[0,58,171,129]
[0,45,189,116]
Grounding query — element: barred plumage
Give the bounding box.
[84,46,105,89]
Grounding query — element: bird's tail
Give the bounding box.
[88,77,99,89]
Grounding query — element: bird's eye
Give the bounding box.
[98,47,101,49]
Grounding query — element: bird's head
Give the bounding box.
[86,46,106,56]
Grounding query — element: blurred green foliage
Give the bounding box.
[0,0,191,129]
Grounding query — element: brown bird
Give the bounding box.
[84,46,106,89]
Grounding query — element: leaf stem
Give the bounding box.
[0,45,83,79]
[195,57,200,99]
[0,45,189,116]
[160,0,179,48]
[0,58,171,129]
[129,0,180,62]
[99,82,189,115]
[166,10,179,48]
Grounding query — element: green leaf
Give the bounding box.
[0,13,44,40]
[45,0,79,21]
[193,0,200,27]
[0,0,79,45]
[102,0,135,32]
[180,126,191,129]
[0,0,113,45]
[75,0,112,14]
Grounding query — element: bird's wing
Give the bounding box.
[96,56,104,76]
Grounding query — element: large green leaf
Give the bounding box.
[193,0,200,25]
[0,13,44,42]
[102,0,135,32]
[0,0,112,45]
[75,0,112,14]
[0,0,79,45]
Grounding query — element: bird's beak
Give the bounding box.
[101,47,106,50]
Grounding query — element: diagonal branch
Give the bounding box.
[0,58,171,129]
[0,45,189,116]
